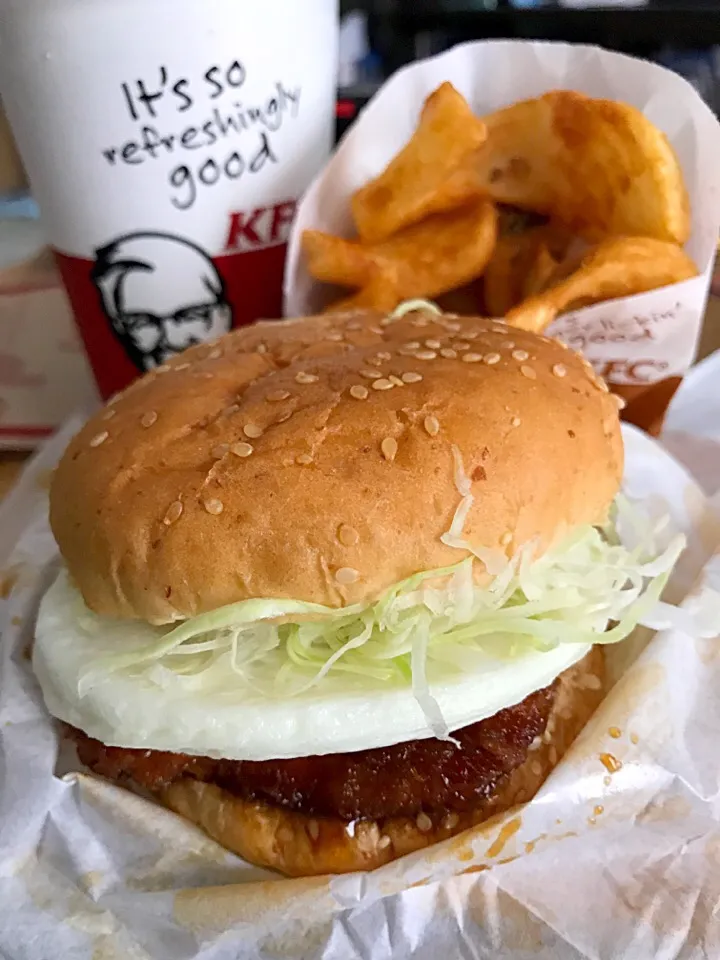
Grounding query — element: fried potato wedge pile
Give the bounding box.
[302,83,695,330]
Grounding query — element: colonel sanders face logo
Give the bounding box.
[91,232,233,372]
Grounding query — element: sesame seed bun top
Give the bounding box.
[50,309,623,624]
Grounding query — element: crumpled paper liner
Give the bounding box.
[283,40,720,438]
[3,370,720,956]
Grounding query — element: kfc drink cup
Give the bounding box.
[0,0,338,398]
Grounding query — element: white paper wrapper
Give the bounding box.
[284,40,720,389]
[3,365,720,956]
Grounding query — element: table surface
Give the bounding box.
[0,452,28,501]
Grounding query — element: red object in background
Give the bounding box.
[55,244,287,400]
[336,99,358,120]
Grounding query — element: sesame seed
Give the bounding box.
[512,350,529,362]
[511,417,521,427]
[295,371,318,384]
[531,760,544,776]
[360,368,382,380]
[156,365,171,374]
[404,342,421,350]
[372,378,394,391]
[416,812,432,833]
[296,453,314,465]
[446,322,462,333]
[440,348,457,359]
[338,523,360,546]
[256,343,268,354]
[335,567,360,585]
[484,353,501,365]
[424,415,440,437]
[502,341,515,349]
[308,819,320,841]
[90,431,108,447]
[500,531,512,545]
[453,342,470,351]
[442,812,460,830]
[520,365,537,380]
[208,347,223,360]
[346,321,362,331]
[326,331,344,342]
[231,442,253,458]
[381,437,398,461]
[425,339,441,349]
[267,390,290,402]
[203,498,224,515]
[223,404,240,417]
[462,353,483,363]
[243,424,264,438]
[367,357,384,367]
[492,323,507,332]
[401,371,423,384]
[411,316,430,327]
[368,325,383,334]
[276,410,293,424]
[378,835,392,850]
[552,364,567,378]
[389,375,405,388]
[350,384,369,400]
[175,362,191,371]
[415,350,437,360]
[614,394,627,411]
[163,500,183,525]
[376,351,392,361]
[211,443,229,459]
[102,408,116,421]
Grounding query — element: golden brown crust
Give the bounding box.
[161,648,604,876]
[50,310,622,623]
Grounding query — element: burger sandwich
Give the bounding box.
[33,305,683,876]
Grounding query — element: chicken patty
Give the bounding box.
[69,682,555,821]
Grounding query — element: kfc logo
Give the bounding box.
[91,231,232,371]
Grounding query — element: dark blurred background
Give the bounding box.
[337,0,720,138]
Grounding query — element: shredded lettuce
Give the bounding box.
[77,498,688,738]
[389,299,442,320]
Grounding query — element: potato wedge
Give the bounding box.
[306,200,498,311]
[302,231,373,289]
[351,82,488,243]
[323,268,401,314]
[474,91,690,244]
[522,242,559,300]
[505,236,698,333]
[483,221,573,317]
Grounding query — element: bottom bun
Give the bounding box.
[161,647,605,877]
